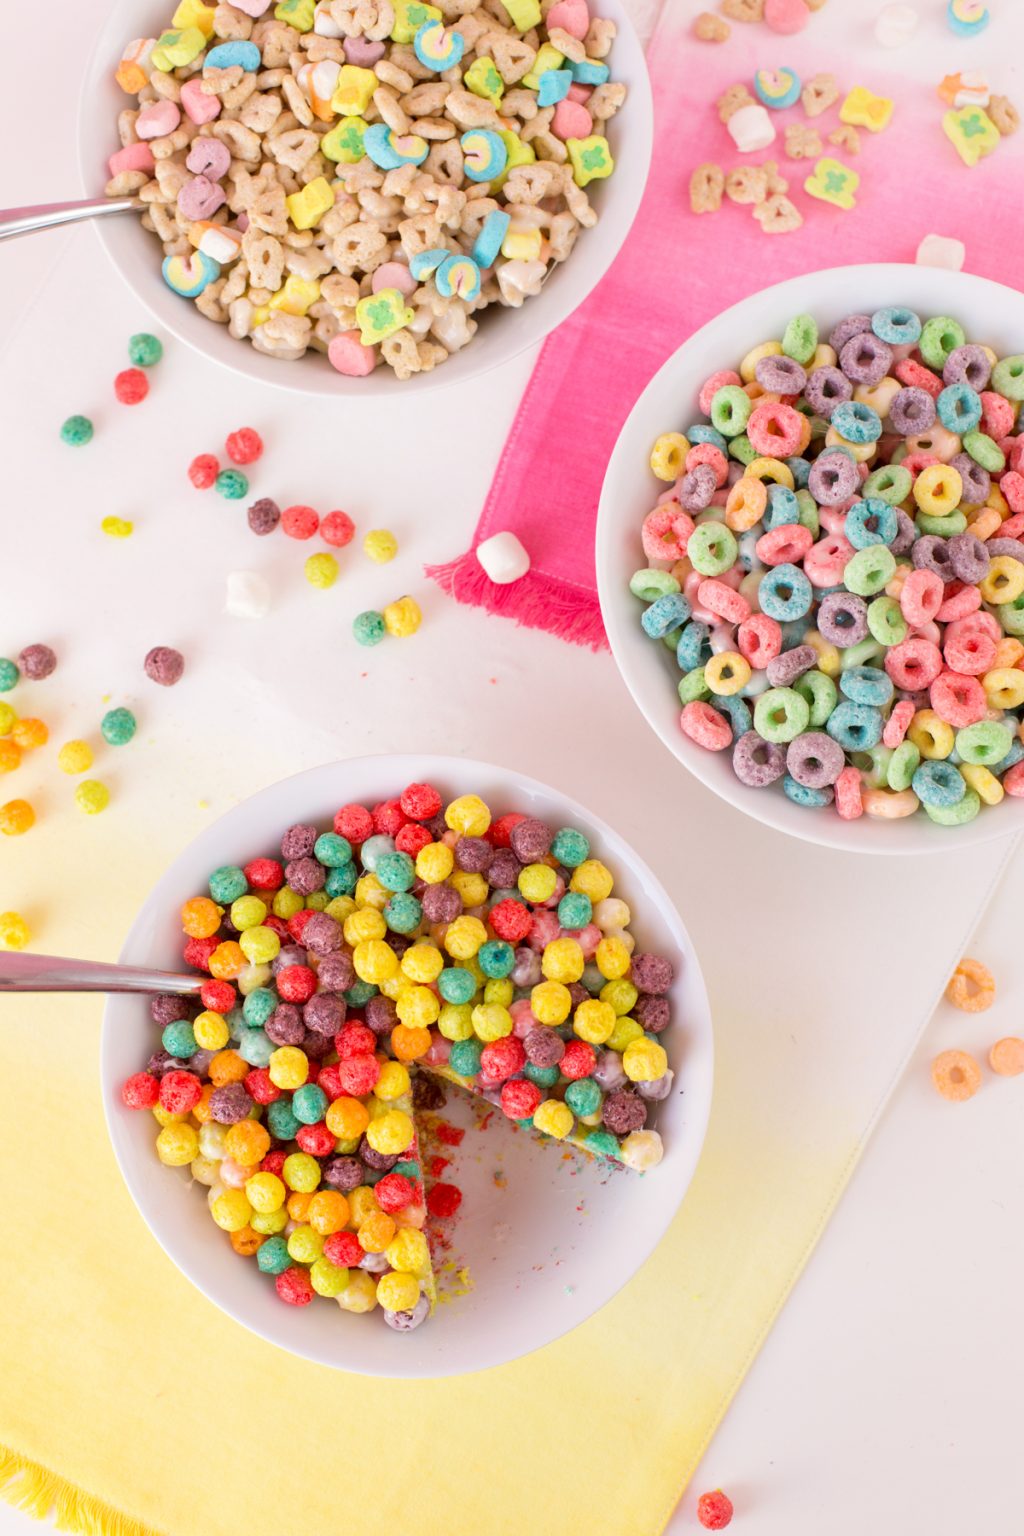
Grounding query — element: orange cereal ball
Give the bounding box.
[358,1210,397,1253]
[308,1190,350,1235]
[208,1049,247,1086]
[931,1049,982,1102]
[12,718,48,750]
[224,1119,271,1166]
[325,1095,370,1140]
[230,1226,263,1257]
[181,896,222,938]
[0,799,34,835]
[989,1037,1024,1076]
[0,740,20,774]
[287,1190,314,1222]
[209,940,245,979]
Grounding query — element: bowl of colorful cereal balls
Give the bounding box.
[104,755,713,1374]
[597,263,1024,853]
[82,0,651,393]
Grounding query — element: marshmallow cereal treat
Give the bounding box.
[106,0,626,380]
[631,306,1024,828]
[122,783,679,1326]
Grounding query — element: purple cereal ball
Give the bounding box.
[248,497,281,536]
[817,591,869,647]
[786,730,845,789]
[18,643,57,680]
[944,344,992,391]
[888,386,935,436]
[412,1074,446,1111]
[829,313,873,352]
[421,883,462,923]
[592,1049,627,1090]
[150,993,192,1026]
[839,332,893,387]
[387,932,412,960]
[303,991,343,1035]
[511,946,541,987]
[766,644,817,688]
[316,951,354,991]
[359,1137,398,1172]
[146,1049,182,1075]
[637,1070,675,1103]
[678,462,717,513]
[487,849,522,889]
[509,818,553,863]
[567,982,590,1009]
[947,532,990,585]
[323,1155,363,1192]
[890,508,917,556]
[209,1083,253,1123]
[272,944,307,974]
[733,730,787,788]
[634,994,670,1034]
[950,452,990,508]
[280,823,317,860]
[265,1003,305,1046]
[986,538,1024,562]
[424,812,448,839]
[524,1026,565,1068]
[284,856,325,896]
[190,1047,216,1077]
[630,953,674,995]
[365,994,398,1036]
[804,366,853,421]
[807,450,859,505]
[301,1029,331,1060]
[455,835,493,873]
[911,535,955,580]
[601,1089,648,1136]
[302,911,341,956]
[144,646,185,686]
[755,354,807,395]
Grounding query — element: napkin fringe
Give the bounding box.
[0,1447,161,1536]
[425,550,608,651]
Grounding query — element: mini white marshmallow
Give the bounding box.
[225,570,272,619]
[727,102,776,153]
[476,531,531,585]
[915,233,966,272]
[874,3,919,47]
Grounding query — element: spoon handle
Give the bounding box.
[0,197,138,242]
[0,953,203,995]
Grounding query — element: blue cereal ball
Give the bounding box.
[438,966,478,1005]
[937,382,982,434]
[325,862,358,898]
[565,1077,602,1117]
[871,307,922,346]
[557,892,592,930]
[60,414,94,446]
[129,333,163,367]
[101,706,137,745]
[551,826,590,867]
[257,1236,291,1275]
[267,1099,300,1140]
[243,987,276,1027]
[449,1038,483,1077]
[585,1129,622,1160]
[162,1019,197,1057]
[831,400,883,444]
[478,939,515,978]
[206,40,261,70]
[758,564,813,622]
[353,610,386,647]
[385,892,422,934]
[827,701,884,751]
[839,665,893,707]
[292,1083,328,1124]
[845,497,898,549]
[209,865,247,903]
[216,468,248,500]
[237,1029,274,1067]
[912,759,967,808]
[313,831,352,867]
[0,659,20,692]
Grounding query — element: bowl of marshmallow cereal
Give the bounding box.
[103,755,713,1375]
[597,264,1024,854]
[83,0,651,394]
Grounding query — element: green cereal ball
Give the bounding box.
[557,891,592,930]
[267,1099,300,1140]
[243,987,276,1027]
[782,312,818,365]
[60,414,94,446]
[128,333,163,368]
[863,463,912,505]
[209,865,248,903]
[916,510,967,538]
[710,385,752,438]
[887,741,921,793]
[524,1063,560,1089]
[391,1160,421,1182]
[438,967,478,1005]
[924,786,981,826]
[344,979,377,1008]
[384,892,421,934]
[310,1257,350,1298]
[754,687,810,744]
[867,595,907,647]
[256,1236,291,1275]
[162,1019,197,1057]
[728,433,757,465]
[237,1029,274,1067]
[449,1037,483,1078]
[584,1129,622,1160]
[375,851,416,892]
[564,1077,602,1117]
[919,316,966,371]
[325,862,357,898]
[353,610,386,647]
[843,545,896,597]
[313,831,352,866]
[100,706,136,745]
[551,826,590,867]
[0,659,19,693]
[629,569,680,602]
[855,745,893,789]
[216,469,248,500]
[992,355,1024,401]
[687,521,737,577]
[956,720,1013,765]
[677,666,710,704]
[962,430,1005,473]
[793,670,837,728]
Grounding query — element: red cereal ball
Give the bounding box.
[281,504,320,540]
[201,978,236,1014]
[373,799,408,836]
[489,898,534,943]
[335,1023,377,1058]
[188,453,219,489]
[317,1063,344,1100]
[427,1181,463,1219]
[560,1039,597,1081]
[480,1036,526,1082]
[296,1122,335,1156]
[374,1172,415,1213]
[159,1069,202,1115]
[114,367,149,405]
[261,1149,287,1176]
[324,1230,364,1267]
[488,813,526,848]
[500,1078,542,1120]
[245,857,283,890]
[334,803,374,843]
[336,1052,380,1096]
[320,510,356,548]
[122,1071,160,1109]
[395,822,432,857]
[225,427,263,465]
[264,915,290,940]
[276,964,317,1003]
[245,1067,280,1105]
[276,1266,315,1306]
[400,782,443,821]
[697,1491,734,1530]
[183,935,219,971]
[287,909,315,945]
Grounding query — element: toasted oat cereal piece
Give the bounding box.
[718,83,756,123]
[931,1048,982,1102]
[762,159,789,194]
[753,192,803,233]
[722,0,765,19]
[989,1037,1024,1076]
[802,72,840,117]
[693,12,730,40]
[785,123,823,160]
[988,94,1020,136]
[829,124,861,155]
[725,165,768,204]
[690,163,725,214]
[946,957,995,1013]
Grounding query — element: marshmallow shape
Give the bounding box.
[727,103,777,153]
[476,531,531,585]
[225,571,272,619]
[874,3,919,45]
[916,233,966,271]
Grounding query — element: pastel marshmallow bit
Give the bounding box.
[194,221,243,263]
[344,36,386,65]
[186,136,231,179]
[727,103,777,152]
[874,3,919,45]
[545,0,590,39]
[476,531,531,585]
[231,0,273,14]
[328,329,376,377]
[135,99,182,139]
[108,141,155,177]
[372,261,416,296]
[916,233,966,271]
[178,176,226,221]
[225,571,272,619]
[181,76,221,124]
[764,0,810,33]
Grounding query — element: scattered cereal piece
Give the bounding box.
[989,1037,1024,1076]
[947,0,990,38]
[0,741,20,774]
[755,67,801,110]
[722,0,764,19]
[114,367,149,405]
[693,12,730,41]
[988,94,1020,136]
[321,511,356,548]
[937,71,991,109]
[12,718,47,750]
[383,596,422,637]
[102,516,134,538]
[144,646,185,687]
[728,103,777,152]
[225,428,264,466]
[785,122,823,159]
[829,124,862,155]
[101,707,137,746]
[916,232,966,269]
[718,83,755,123]
[804,156,859,207]
[690,163,725,213]
[364,529,398,563]
[426,1182,463,1218]
[18,645,56,681]
[697,1491,734,1531]
[752,192,804,232]
[765,0,810,34]
[76,780,111,815]
[931,1048,982,1101]
[875,2,919,45]
[725,166,769,205]
[0,799,35,836]
[282,504,320,540]
[58,740,94,775]
[225,572,272,620]
[0,659,19,693]
[353,610,387,646]
[943,104,1000,164]
[0,912,29,951]
[305,552,339,589]
[0,704,15,736]
[801,72,839,118]
[840,86,894,133]
[128,333,163,367]
[216,469,249,500]
[946,957,995,1012]
[248,497,281,536]
[476,531,531,584]
[60,414,93,447]
[188,454,219,490]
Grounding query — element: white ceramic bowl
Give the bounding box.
[597,262,1024,855]
[79,1,652,397]
[102,755,713,1377]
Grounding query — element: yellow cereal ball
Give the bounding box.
[57,739,93,775]
[272,886,304,919]
[570,860,614,901]
[310,1257,350,1298]
[383,596,422,637]
[449,869,488,907]
[305,552,339,588]
[269,1045,309,1090]
[337,1269,378,1313]
[363,528,398,563]
[193,1009,230,1050]
[326,1095,371,1139]
[245,1171,286,1214]
[354,872,388,910]
[190,1154,221,1187]
[348,1185,379,1225]
[444,914,488,959]
[152,1104,184,1128]
[542,937,585,984]
[308,1190,350,1235]
[401,942,444,984]
[518,863,557,903]
[595,935,631,980]
[238,962,272,996]
[601,978,638,1015]
[593,897,631,931]
[375,1060,411,1100]
[230,894,267,930]
[573,998,616,1045]
[0,703,16,736]
[470,1002,512,1041]
[531,980,572,1026]
[365,1109,415,1156]
[287,1225,324,1265]
[395,990,439,1033]
[75,780,110,815]
[344,906,386,945]
[324,895,356,925]
[385,1226,430,1275]
[156,1122,198,1166]
[251,1207,288,1235]
[211,1188,252,1231]
[239,924,280,965]
[415,842,454,883]
[282,1151,321,1193]
[358,1210,397,1253]
[608,1016,644,1053]
[224,1119,270,1167]
[484,977,513,1008]
[533,1099,575,1139]
[353,937,400,984]
[438,1002,473,1041]
[0,912,30,951]
[445,794,491,837]
[376,1271,421,1313]
[618,1128,664,1172]
[623,1037,669,1083]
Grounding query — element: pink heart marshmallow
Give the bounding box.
[328,331,376,377]
[180,77,221,125]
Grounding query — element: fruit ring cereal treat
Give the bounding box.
[629,304,1024,829]
[105,0,627,381]
[122,782,681,1327]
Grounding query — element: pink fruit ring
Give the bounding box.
[737,612,782,669]
[1001,470,1024,512]
[902,451,942,477]
[699,368,742,416]
[642,503,695,562]
[998,511,1024,540]
[835,765,864,820]
[804,532,854,589]
[944,624,997,675]
[680,701,732,752]
[936,581,983,623]
[899,567,944,626]
[884,637,944,690]
[911,619,942,646]
[697,578,751,624]
[930,670,987,727]
[685,441,729,487]
[894,357,943,398]
[1003,761,1024,796]
[746,401,805,459]
[882,699,916,748]
[980,390,1015,440]
[947,609,1001,646]
[1009,440,1024,473]
[755,523,814,567]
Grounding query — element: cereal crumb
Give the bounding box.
[722,0,765,20]
[101,516,134,538]
[753,192,804,233]
[829,124,862,155]
[785,122,823,159]
[725,165,768,205]
[693,11,730,40]
[690,162,725,213]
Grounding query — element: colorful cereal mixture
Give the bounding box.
[630,304,1024,828]
[122,783,680,1325]
[697,1490,735,1531]
[931,1047,982,1100]
[106,0,627,381]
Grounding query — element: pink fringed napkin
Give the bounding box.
[427,7,1024,648]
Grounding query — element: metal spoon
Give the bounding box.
[0,953,203,995]
[0,196,139,242]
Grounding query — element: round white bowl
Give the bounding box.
[102,754,713,1377]
[79,1,652,398]
[597,262,1024,855]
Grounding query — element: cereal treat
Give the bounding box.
[630,306,1024,827]
[122,782,679,1326]
[106,0,626,380]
